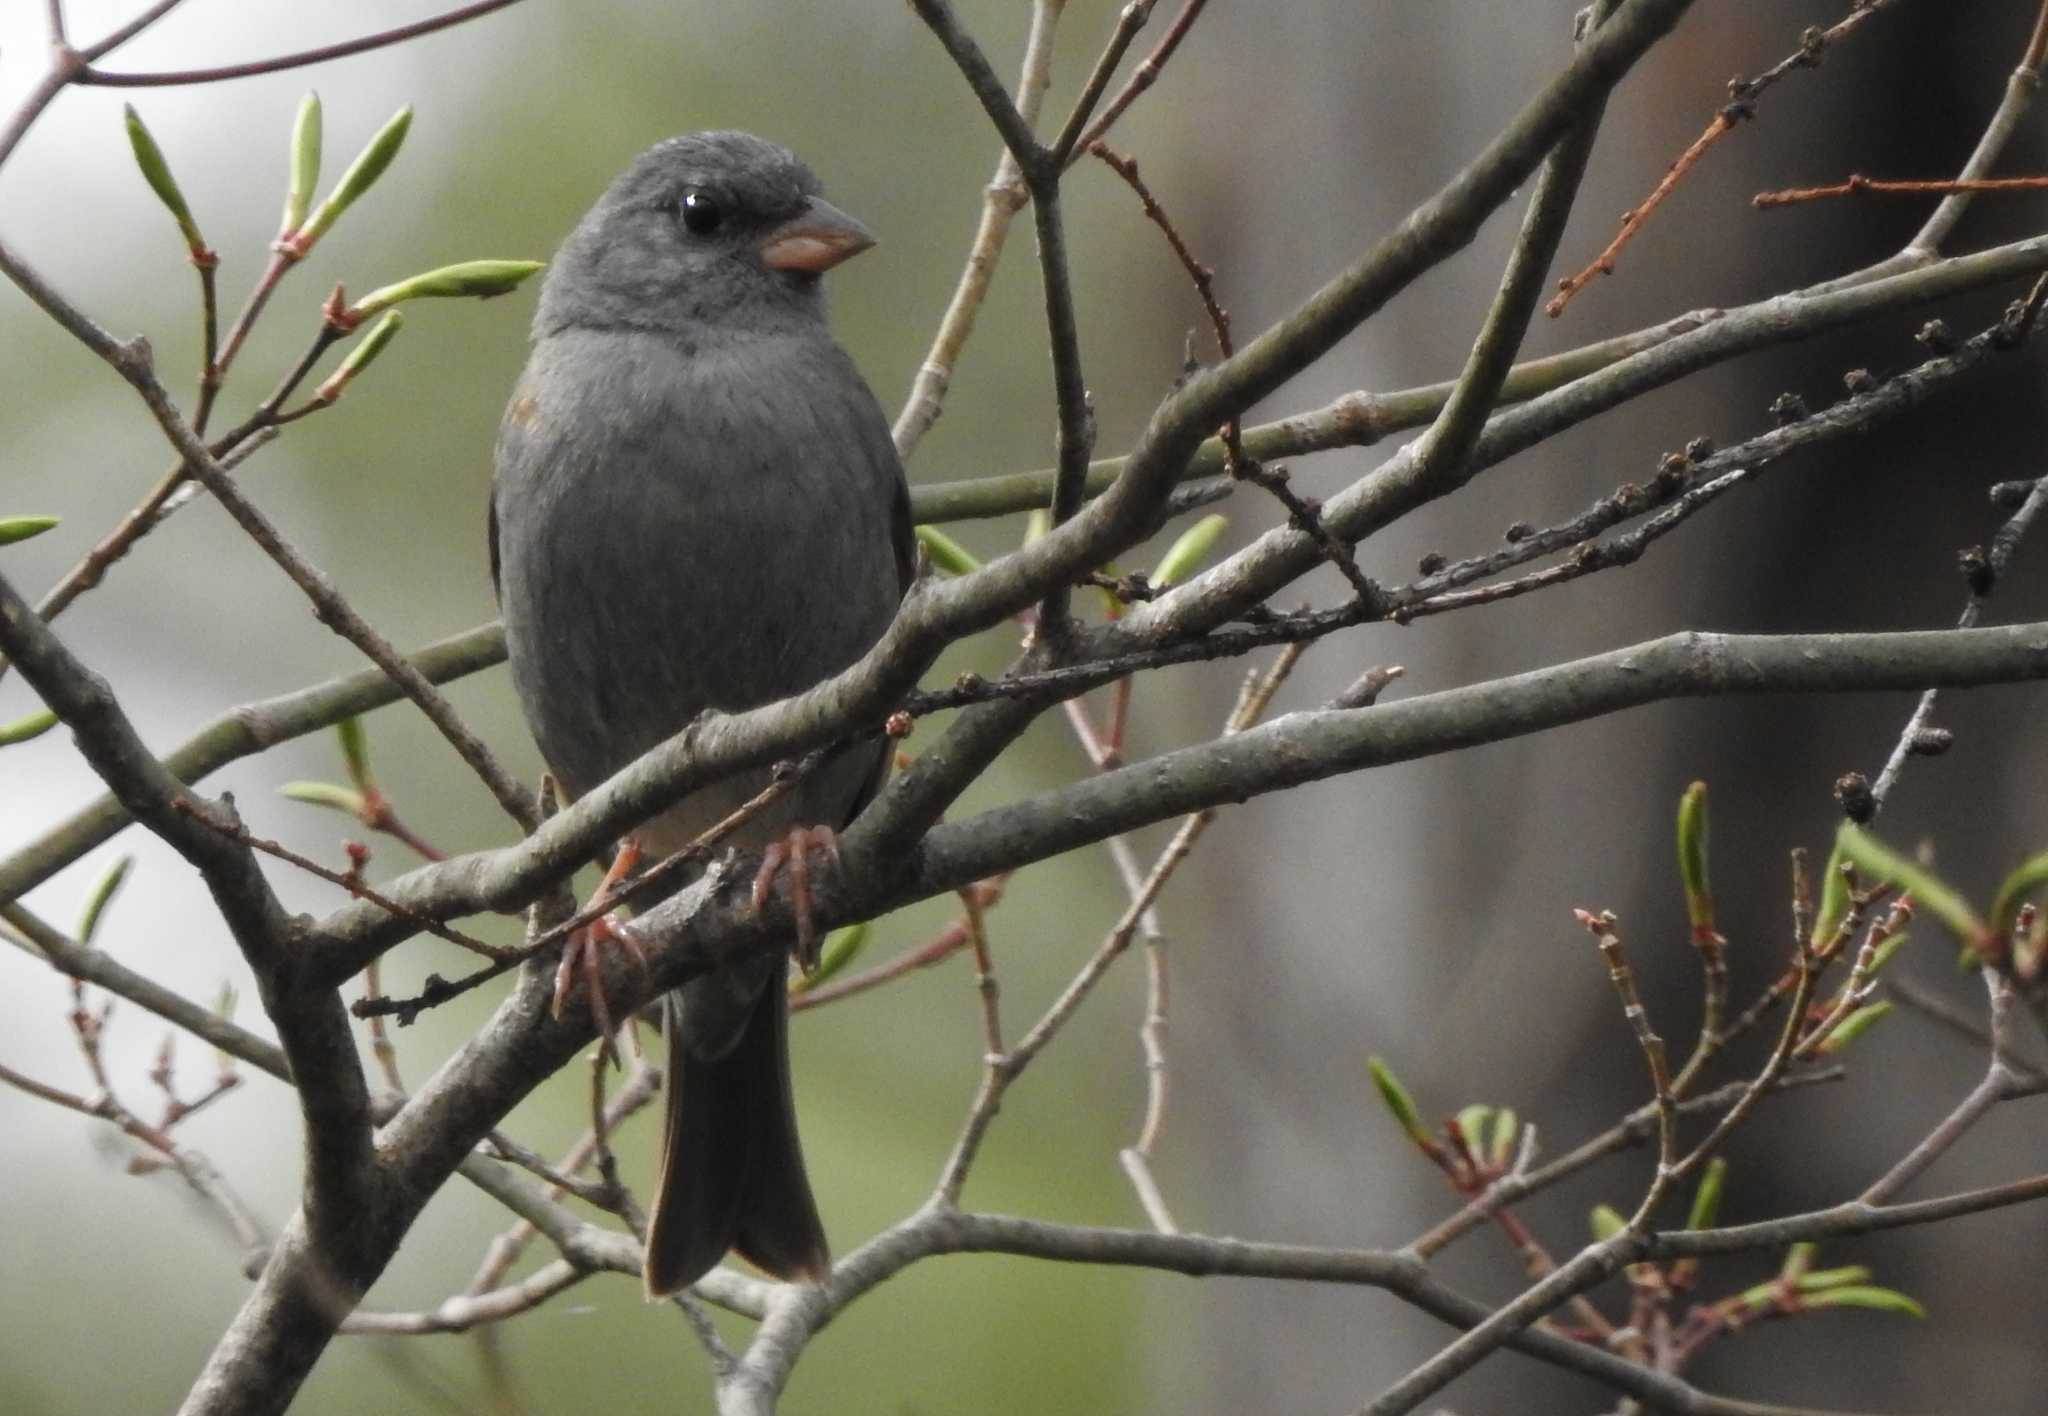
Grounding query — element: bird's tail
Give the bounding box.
[643,965,828,1296]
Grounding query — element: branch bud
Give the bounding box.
[1834,822,1985,953]
[313,312,403,405]
[1802,1285,1924,1318]
[1814,1001,1891,1055]
[914,524,982,577]
[278,91,323,242]
[338,260,544,328]
[77,854,135,946]
[288,104,413,257]
[123,105,210,262]
[1684,1155,1726,1231]
[0,706,58,745]
[0,514,59,546]
[792,922,871,993]
[1675,780,1713,936]
[1150,513,1228,589]
[1366,1056,1430,1148]
[278,780,372,819]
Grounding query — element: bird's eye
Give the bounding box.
[679,190,725,236]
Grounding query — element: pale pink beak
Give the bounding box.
[756,196,876,274]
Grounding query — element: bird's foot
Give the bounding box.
[552,837,651,1063]
[750,825,842,973]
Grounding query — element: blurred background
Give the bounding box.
[3,2,2046,1412]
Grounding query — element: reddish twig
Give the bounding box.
[1091,140,1383,610]
[76,0,526,87]
[170,799,512,960]
[792,876,1010,1011]
[1548,0,1906,316]
[81,0,190,61]
[1757,172,2048,209]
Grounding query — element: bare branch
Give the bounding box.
[78,0,526,87]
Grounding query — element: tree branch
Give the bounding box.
[78,0,526,86]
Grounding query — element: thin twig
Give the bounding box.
[171,801,511,960]
[0,427,278,686]
[958,885,1004,1057]
[1758,172,2048,208]
[465,1059,660,1295]
[1091,139,1383,609]
[362,958,404,1093]
[1548,0,1907,315]
[791,876,1010,1011]
[81,0,189,61]
[1871,455,2048,811]
[1577,911,1678,1207]
[1049,2,1157,167]
[175,454,538,832]
[341,1261,590,1335]
[892,0,1064,456]
[77,0,527,86]
[1862,969,2030,1204]
[0,1056,270,1266]
[356,754,826,1022]
[1066,0,1212,161]
[1888,973,2048,1087]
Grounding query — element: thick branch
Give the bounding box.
[0,567,377,1247]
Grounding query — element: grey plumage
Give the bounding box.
[491,131,911,1295]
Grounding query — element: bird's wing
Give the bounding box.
[889,469,915,597]
[486,489,503,603]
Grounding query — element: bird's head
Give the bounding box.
[535,130,874,339]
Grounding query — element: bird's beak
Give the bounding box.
[756,196,876,274]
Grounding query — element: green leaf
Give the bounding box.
[1988,850,2048,942]
[1835,823,1985,947]
[1735,1278,1781,1309]
[293,104,413,252]
[77,854,134,945]
[914,524,981,577]
[1487,1106,1518,1168]
[0,515,59,547]
[1796,1264,1872,1293]
[278,780,369,818]
[1810,842,1851,950]
[792,921,869,993]
[280,92,323,238]
[1676,781,1712,934]
[122,105,206,255]
[314,312,403,404]
[1779,1241,1818,1283]
[1815,1000,1891,1055]
[1452,1104,1491,1149]
[1803,1285,1925,1318]
[1367,1056,1430,1146]
[335,715,372,789]
[1685,1155,1726,1231]
[212,981,241,1071]
[1588,1203,1628,1243]
[347,259,545,321]
[0,706,58,745]
[1150,514,1228,589]
[1864,931,1909,978]
[1022,508,1050,546]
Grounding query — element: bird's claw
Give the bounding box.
[751,825,842,973]
[552,838,651,1065]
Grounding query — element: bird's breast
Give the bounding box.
[494,326,903,832]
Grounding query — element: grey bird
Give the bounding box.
[490,131,913,1295]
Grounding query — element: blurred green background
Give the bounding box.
[5,2,2048,1413]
